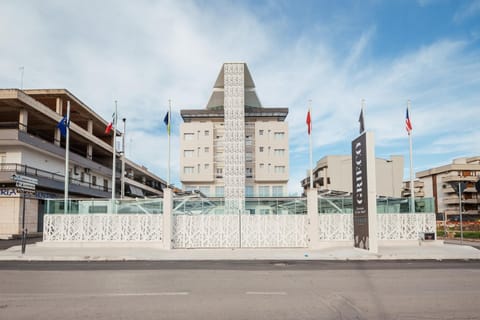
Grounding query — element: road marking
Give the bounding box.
[105,292,189,297]
[1,292,190,300]
[245,291,287,295]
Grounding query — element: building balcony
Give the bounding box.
[443,197,460,205]
[463,198,480,204]
[442,175,479,183]
[0,163,111,197]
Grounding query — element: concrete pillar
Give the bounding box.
[365,132,378,253]
[54,98,63,146]
[307,188,321,249]
[19,109,28,131]
[87,144,93,160]
[163,188,173,249]
[87,119,93,133]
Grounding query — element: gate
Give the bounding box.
[172,196,308,248]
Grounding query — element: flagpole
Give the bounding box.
[121,117,126,199]
[408,100,415,213]
[308,100,313,190]
[112,101,117,203]
[64,101,70,214]
[168,99,171,187]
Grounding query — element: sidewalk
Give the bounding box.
[1,241,479,261]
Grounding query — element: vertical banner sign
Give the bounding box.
[352,133,369,249]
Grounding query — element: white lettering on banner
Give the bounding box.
[354,141,363,206]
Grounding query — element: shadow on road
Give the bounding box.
[0,237,43,250]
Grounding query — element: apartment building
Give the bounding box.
[180,63,289,213]
[417,157,480,218]
[0,89,168,238]
[301,155,404,197]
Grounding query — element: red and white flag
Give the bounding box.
[105,112,115,134]
[306,109,312,135]
[405,107,412,134]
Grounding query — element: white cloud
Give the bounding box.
[454,0,480,23]
[1,1,479,195]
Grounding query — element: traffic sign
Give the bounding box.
[16,181,36,191]
[11,174,38,185]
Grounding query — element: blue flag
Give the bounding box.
[56,115,69,137]
[163,112,170,135]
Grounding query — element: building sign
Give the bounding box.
[0,188,18,196]
[352,133,369,249]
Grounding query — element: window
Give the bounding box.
[199,186,210,196]
[216,167,223,178]
[246,167,252,178]
[184,167,194,174]
[184,150,194,158]
[204,130,209,136]
[274,132,285,139]
[245,186,254,197]
[275,166,285,173]
[245,153,252,161]
[204,164,210,170]
[184,133,194,140]
[259,186,270,197]
[259,163,264,169]
[260,209,270,215]
[0,152,6,164]
[274,149,285,156]
[215,186,224,197]
[92,176,97,186]
[204,147,209,153]
[103,178,108,192]
[272,186,284,197]
[259,130,264,135]
[197,164,200,173]
[259,147,264,152]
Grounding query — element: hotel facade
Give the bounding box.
[180,63,289,213]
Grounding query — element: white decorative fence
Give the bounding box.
[172,214,308,248]
[44,214,163,241]
[318,213,437,241]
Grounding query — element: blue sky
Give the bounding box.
[1,0,479,195]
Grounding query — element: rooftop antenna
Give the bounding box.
[19,66,24,89]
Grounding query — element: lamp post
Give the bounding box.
[121,118,126,199]
[449,181,466,245]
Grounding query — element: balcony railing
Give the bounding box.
[0,163,111,193]
[442,175,479,183]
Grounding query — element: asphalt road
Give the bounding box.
[0,261,479,320]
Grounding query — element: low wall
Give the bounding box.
[318,213,437,241]
[44,214,163,242]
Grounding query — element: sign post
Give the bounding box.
[351,132,378,253]
[11,175,38,254]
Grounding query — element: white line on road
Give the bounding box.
[1,292,190,300]
[245,291,287,295]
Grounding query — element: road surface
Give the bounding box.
[0,260,478,319]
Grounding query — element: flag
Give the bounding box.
[105,113,115,134]
[56,115,69,137]
[164,112,170,135]
[405,107,413,133]
[359,108,365,134]
[306,110,311,135]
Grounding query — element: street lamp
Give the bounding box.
[449,181,466,245]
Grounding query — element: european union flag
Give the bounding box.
[56,115,69,137]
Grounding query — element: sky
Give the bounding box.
[1,0,479,195]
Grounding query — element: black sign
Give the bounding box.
[352,133,369,249]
